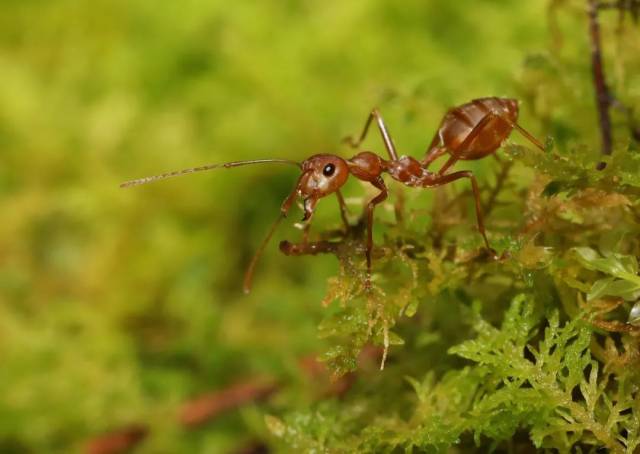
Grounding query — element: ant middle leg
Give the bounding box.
[344,109,399,161]
[336,190,350,231]
[428,170,497,258]
[364,177,388,287]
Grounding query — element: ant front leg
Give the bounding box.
[429,171,498,259]
[364,177,388,288]
[344,109,399,161]
[336,190,350,231]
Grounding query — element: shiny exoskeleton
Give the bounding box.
[422,97,543,170]
[121,97,544,292]
[303,97,545,285]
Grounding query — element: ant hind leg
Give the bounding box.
[364,178,388,289]
[428,170,498,259]
[510,122,545,151]
[422,129,447,169]
[344,109,399,161]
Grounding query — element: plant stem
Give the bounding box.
[588,0,614,169]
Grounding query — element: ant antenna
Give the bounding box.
[243,184,299,294]
[243,214,284,294]
[120,159,301,188]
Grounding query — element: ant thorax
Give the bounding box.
[386,155,428,187]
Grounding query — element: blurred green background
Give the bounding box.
[0,0,601,452]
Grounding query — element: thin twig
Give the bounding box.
[83,425,148,454]
[180,378,279,427]
[588,0,614,169]
[482,160,513,217]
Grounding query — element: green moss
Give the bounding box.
[1,0,640,452]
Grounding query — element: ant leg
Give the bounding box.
[437,155,459,176]
[336,190,350,230]
[509,121,545,151]
[429,170,496,257]
[243,184,298,293]
[344,109,399,161]
[434,112,500,176]
[394,189,405,225]
[423,128,447,169]
[423,146,447,169]
[365,177,389,287]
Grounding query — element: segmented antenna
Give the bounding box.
[120,159,301,188]
[243,214,285,294]
[243,183,299,294]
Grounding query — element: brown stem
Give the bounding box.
[610,93,640,142]
[597,0,625,9]
[482,160,513,217]
[82,350,372,452]
[82,380,277,453]
[180,378,279,427]
[83,425,148,454]
[588,0,614,169]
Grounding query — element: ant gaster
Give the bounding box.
[121,97,544,293]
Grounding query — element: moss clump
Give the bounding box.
[265,11,640,448]
[2,0,640,452]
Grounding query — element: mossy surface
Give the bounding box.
[1,0,640,452]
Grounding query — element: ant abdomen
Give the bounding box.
[433,97,520,161]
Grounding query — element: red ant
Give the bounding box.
[121,97,544,293]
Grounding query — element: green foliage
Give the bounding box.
[269,296,640,453]
[2,0,640,453]
[572,247,640,301]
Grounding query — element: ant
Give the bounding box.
[121,97,544,293]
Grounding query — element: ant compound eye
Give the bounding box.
[323,163,336,177]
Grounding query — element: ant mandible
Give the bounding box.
[121,97,544,293]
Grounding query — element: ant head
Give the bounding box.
[296,154,349,221]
